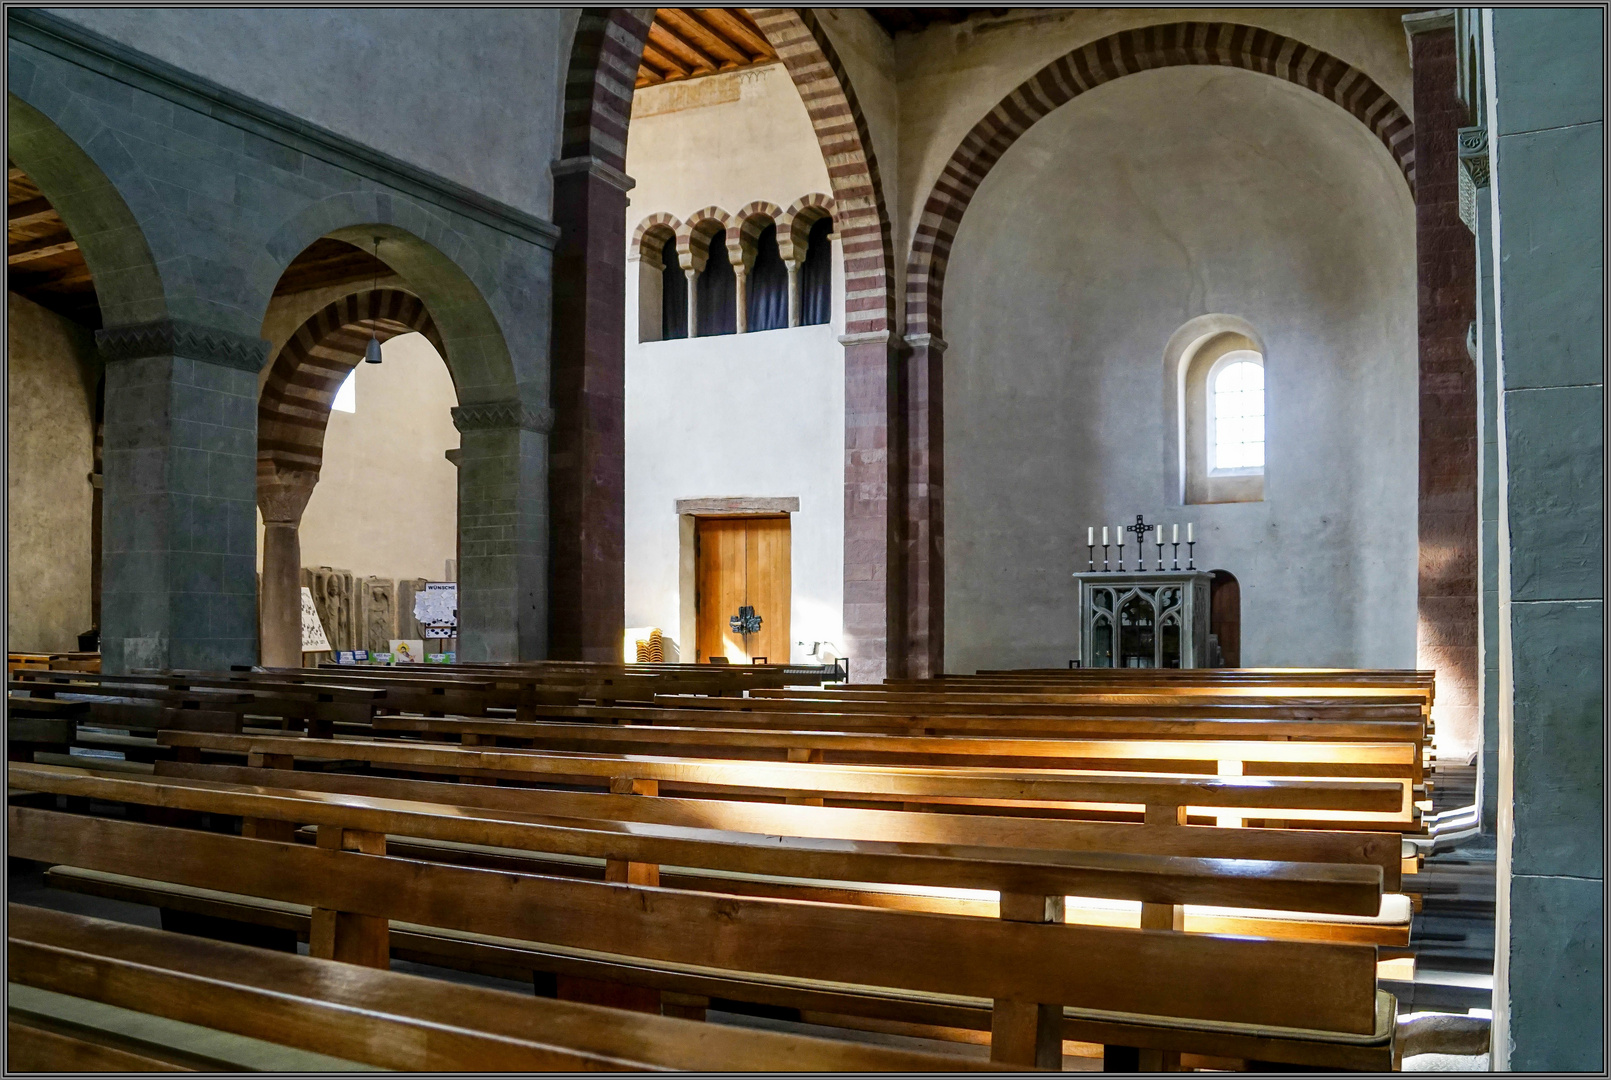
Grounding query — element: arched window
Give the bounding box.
[696,233,737,337]
[1176,324,1266,504]
[1209,354,1264,473]
[660,236,687,341]
[746,223,789,332]
[798,216,832,326]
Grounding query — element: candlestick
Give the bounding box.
[1115,525,1124,572]
[1087,543,1095,572]
[1171,541,1180,570]
[1187,540,1196,570]
[1155,537,1166,571]
[1102,543,1110,572]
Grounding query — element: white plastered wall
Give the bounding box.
[942,66,1418,675]
[624,63,844,665]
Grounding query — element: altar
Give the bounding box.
[1072,570,1213,668]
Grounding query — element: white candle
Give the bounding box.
[1172,523,1179,543]
[1187,523,1194,543]
[1116,524,1124,547]
[1088,527,1094,546]
[1102,526,1109,545]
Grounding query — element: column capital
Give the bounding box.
[452,399,555,435]
[96,319,271,373]
[551,155,636,195]
[905,333,949,355]
[838,330,894,348]
[257,467,318,524]
[1402,8,1456,50]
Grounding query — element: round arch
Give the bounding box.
[905,21,1416,341]
[7,92,166,327]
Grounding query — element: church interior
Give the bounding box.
[4,6,1602,1072]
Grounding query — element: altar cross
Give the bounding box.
[1126,514,1155,550]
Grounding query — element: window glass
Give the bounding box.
[332,368,356,413]
[1211,358,1264,470]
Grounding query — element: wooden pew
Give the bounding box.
[9,904,1004,1072]
[153,730,1407,826]
[10,777,1393,1068]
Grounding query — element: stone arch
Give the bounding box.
[6,93,166,328]
[905,21,1417,340]
[257,288,446,480]
[747,9,893,336]
[632,212,682,264]
[560,9,656,173]
[676,207,732,273]
[778,193,834,263]
[733,200,784,271]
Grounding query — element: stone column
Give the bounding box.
[904,333,947,678]
[840,329,906,682]
[257,469,316,668]
[95,319,268,673]
[1482,8,1604,1070]
[1406,10,1480,761]
[684,269,698,337]
[452,400,552,661]
[549,156,632,661]
[786,261,801,327]
[734,265,749,334]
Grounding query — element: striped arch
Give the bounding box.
[746,9,893,336]
[258,289,445,479]
[905,21,1417,339]
[733,200,784,271]
[632,212,681,268]
[779,193,835,264]
[675,207,732,273]
[560,9,656,172]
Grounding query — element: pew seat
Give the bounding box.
[38,868,1398,1071]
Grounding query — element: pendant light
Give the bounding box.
[364,236,384,364]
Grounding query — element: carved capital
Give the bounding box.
[257,467,318,524]
[451,399,554,435]
[97,319,271,373]
[551,155,636,195]
[1456,125,1490,235]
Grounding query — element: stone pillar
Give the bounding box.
[1406,10,1480,761]
[95,320,267,673]
[257,470,316,668]
[452,400,551,661]
[549,156,632,661]
[734,266,749,334]
[1460,123,1503,835]
[841,330,906,682]
[786,261,801,327]
[904,333,946,678]
[684,269,698,338]
[1483,8,1605,1071]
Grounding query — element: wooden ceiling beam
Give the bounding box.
[698,9,774,59]
[10,261,94,288]
[658,8,749,67]
[648,22,718,75]
[8,197,56,227]
[641,41,691,81]
[8,234,79,265]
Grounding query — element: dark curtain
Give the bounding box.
[799,216,833,326]
[660,236,687,340]
[746,223,789,332]
[696,235,737,337]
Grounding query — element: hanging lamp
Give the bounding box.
[364,237,384,364]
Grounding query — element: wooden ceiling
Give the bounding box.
[638,9,777,89]
[8,160,99,328]
[271,238,392,297]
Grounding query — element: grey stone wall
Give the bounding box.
[1483,7,1605,1070]
[9,11,562,667]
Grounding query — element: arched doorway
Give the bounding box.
[1209,569,1241,668]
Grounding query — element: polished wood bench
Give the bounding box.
[11,769,1394,1069]
[9,903,1002,1072]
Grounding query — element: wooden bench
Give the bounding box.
[11,766,1396,1068]
[9,903,1002,1072]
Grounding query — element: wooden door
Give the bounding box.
[695,516,790,664]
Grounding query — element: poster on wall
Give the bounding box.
[300,587,331,653]
[414,582,457,631]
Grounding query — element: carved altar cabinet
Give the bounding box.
[1072,570,1213,669]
